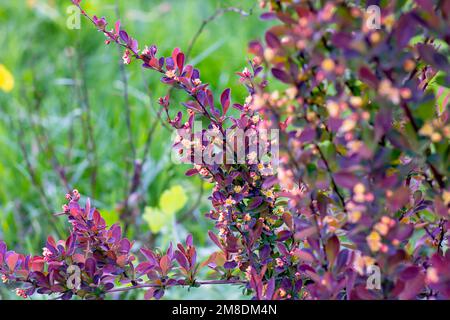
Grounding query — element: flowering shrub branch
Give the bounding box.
[1,0,450,300]
[0,190,244,300]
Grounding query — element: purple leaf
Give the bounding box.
[395,14,416,48]
[224,261,237,269]
[220,88,231,115]
[185,168,199,176]
[260,12,277,20]
[276,230,292,241]
[271,68,291,83]
[166,57,175,70]
[265,31,280,49]
[186,234,193,247]
[333,171,359,189]
[261,176,278,189]
[175,251,189,269]
[119,30,129,43]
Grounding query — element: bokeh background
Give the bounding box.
[0,0,268,299]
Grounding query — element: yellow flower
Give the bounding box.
[321,58,335,72]
[233,185,243,193]
[367,231,382,252]
[0,64,14,93]
[443,190,450,206]
[26,0,36,8]
[349,210,362,223]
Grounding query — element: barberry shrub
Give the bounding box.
[1,0,449,300]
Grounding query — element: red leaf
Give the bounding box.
[185,168,199,176]
[325,235,340,267]
[6,253,19,271]
[220,88,231,115]
[159,255,171,275]
[292,249,315,263]
[359,66,378,88]
[144,288,155,300]
[116,255,127,267]
[31,256,45,272]
[171,47,180,64]
[208,231,223,250]
[176,52,185,72]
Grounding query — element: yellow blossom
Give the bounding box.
[431,132,442,142]
[369,31,381,44]
[353,183,365,195]
[233,185,243,193]
[326,101,340,117]
[374,222,389,236]
[349,96,363,108]
[443,190,450,206]
[367,231,382,252]
[321,58,335,72]
[0,64,14,93]
[225,197,236,207]
[426,267,439,284]
[349,210,362,223]
[419,122,434,137]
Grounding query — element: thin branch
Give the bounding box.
[315,143,347,212]
[107,279,247,294]
[115,1,137,162]
[400,101,446,190]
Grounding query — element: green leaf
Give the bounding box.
[419,210,437,223]
[159,185,188,215]
[101,209,120,227]
[143,207,173,234]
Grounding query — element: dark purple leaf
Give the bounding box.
[119,30,129,43]
[224,261,237,269]
[220,88,231,115]
[265,31,281,49]
[271,68,291,83]
[333,171,359,189]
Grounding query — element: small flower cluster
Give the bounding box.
[1,191,203,299]
[1,190,135,299]
[243,0,450,299]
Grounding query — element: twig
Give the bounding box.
[115,2,139,232]
[315,143,347,212]
[400,102,446,190]
[107,279,247,294]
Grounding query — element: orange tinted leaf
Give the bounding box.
[160,255,171,275]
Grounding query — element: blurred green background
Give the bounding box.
[0,0,266,299]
